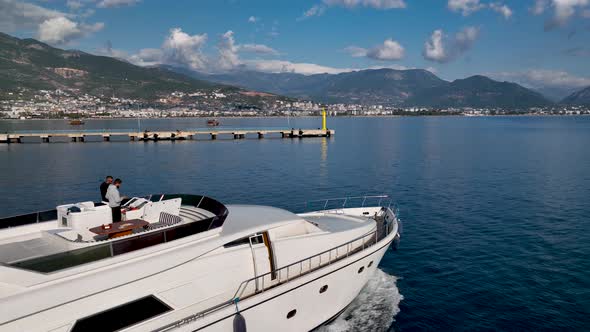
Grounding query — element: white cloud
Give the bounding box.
[98,41,164,67]
[37,17,104,45]
[161,28,208,70]
[367,38,405,60]
[489,2,512,19]
[128,48,164,66]
[66,0,83,11]
[531,0,548,15]
[345,46,369,57]
[0,0,65,32]
[447,0,485,16]
[244,60,432,75]
[489,69,590,89]
[423,26,480,63]
[548,0,590,28]
[346,38,405,61]
[447,0,513,19]
[217,30,241,70]
[245,60,350,75]
[423,30,446,62]
[109,29,280,72]
[97,0,140,8]
[248,16,259,23]
[98,40,129,59]
[239,44,279,55]
[299,4,327,19]
[0,0,103,45]
[300,0,405,19]
[323,0,406,9]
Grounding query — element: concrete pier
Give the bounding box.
[0,129,335,143]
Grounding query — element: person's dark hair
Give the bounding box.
[105,175,113,180]
[114,178,122,184]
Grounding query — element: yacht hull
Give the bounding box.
[178,233,395,332]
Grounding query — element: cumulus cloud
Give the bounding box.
[345,46,369,57]
[37,17,104,45]
[98,40,129,59]
[97,0,140,8]
[367,39,405,60]
[531,0,548,15]
[447,0,513,19]
[161,28,208,70]
[300,0,405,19]
[533,0,590,29]
[108,29,280,72]
[239,44,279,55]
[66,0,84,11]
[423,30,446,62]
[489,2,512,19]
[0,0,103,45]
[346,38,405,61]
[299,4,327,19]
[128,48,164,66]
[447,0,485,15]
[248,16,259,23]
[423,27,480,63]
[217,30,241,70]
[0,0,65,32]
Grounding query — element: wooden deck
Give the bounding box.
[0,129,334,143]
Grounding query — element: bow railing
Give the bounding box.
[301,194,392,212]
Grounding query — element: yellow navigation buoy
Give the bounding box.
[322,108,327,131]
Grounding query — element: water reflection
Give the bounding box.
[319,137,329,181]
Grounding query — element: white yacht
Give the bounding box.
[0,194,401,332]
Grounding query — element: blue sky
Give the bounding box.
[1,0,590,96]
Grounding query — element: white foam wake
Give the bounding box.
[318,269,403,332]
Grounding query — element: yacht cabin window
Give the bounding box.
[71,295,171,332]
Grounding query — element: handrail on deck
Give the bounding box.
[155,207,398,332]
[302,194,392,211]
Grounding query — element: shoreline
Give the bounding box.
[1,114,589,121]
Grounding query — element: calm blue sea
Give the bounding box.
[1,116,589,331]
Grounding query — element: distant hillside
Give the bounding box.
[405,75,553,108]
[177,67,447,106]
[560,86,590,105]
[0,32,224,100]
[178,67,553,108]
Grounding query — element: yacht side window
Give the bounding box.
[223,237,250,248]
[71,295,171,332]
[223,233,264,248]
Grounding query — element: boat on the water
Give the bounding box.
[0,194,400,332]
[68,119,85,125]
[207,119,219,126]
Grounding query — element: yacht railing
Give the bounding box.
[302,194,393,212]
[155,207,397,332]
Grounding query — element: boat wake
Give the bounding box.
[319,269,403,332]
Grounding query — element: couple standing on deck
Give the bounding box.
[100,176,128,223]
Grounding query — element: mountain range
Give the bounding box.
[0,32,224,100]
[1,32,588,108]
[560,86,590,105]
[177,67,580,108]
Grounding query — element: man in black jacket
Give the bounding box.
[100,175,113,202]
